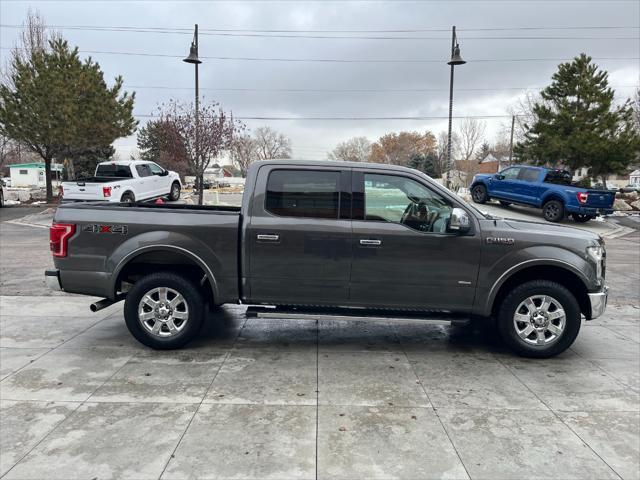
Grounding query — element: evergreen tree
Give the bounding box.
[515,54,639,182]
[0,38,136,201]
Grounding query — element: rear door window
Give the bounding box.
[96,164,133,178]
[265,169,340,219]
[519,168,540,182]
[135,165,153,177]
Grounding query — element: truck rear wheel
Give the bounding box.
[497,280,581,358]
[124,272,204,349]
[542,200,564,222]
[471,184,488,204]
[121,192,135,204]
[571,213,593,223]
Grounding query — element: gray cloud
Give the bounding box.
[1,0,638,160]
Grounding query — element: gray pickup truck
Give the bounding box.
[46,160,608,357]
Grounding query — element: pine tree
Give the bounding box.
[515,54,639,182]
[0,38,136,201]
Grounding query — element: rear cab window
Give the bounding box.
[265,169,341,219]
[544,169,573,185]
[96,164,133,178]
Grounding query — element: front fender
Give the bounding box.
[108,230,221,300]
[477,245,594,317]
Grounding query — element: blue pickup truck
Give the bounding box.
[470,165,616,223]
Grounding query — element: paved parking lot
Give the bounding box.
[0,207,638,479]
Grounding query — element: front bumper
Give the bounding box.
[45,269,62,291]
[587,286,608,319]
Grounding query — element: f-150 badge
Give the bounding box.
[486,237,515,245]
[83,224,128,235]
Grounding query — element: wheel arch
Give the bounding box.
[112,245,219,306]
[486,261,592,320]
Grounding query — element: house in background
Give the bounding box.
[478,154,509,174]
[629,169,640,187]
[9,162,63,188]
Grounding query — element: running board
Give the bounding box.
[245,306,471,327]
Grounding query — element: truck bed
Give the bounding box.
[53,201,241,301]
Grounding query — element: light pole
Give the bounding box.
[183,24,202,201]
[445,26,465,190]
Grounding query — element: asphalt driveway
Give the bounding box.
[0,210,638,479]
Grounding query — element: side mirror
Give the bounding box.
[447,208,471,234]
[494,174,505,180]
[160,170,169,176]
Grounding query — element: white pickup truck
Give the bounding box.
[61,160,182,203]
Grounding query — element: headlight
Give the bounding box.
[586,245,604,280]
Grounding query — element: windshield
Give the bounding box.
[96,164,133,178]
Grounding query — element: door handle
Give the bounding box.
[359,239,382,246]
[257,234,280,242]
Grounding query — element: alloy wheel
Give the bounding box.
[137,287,189,337]
[513,295,566,346]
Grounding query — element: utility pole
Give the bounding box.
[508,114,515,166]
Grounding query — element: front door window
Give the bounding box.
[364,173,453,233]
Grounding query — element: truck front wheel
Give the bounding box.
[124,272,204,349]
[471,184,488,204]
[497,280,581,358]
[169,182,181,201]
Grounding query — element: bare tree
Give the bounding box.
[633,87,640,132]
[328,136,372,162]
[253,126,292,160]
[454,118,486,186]
[162,100,244,205]
[230,133,256,177]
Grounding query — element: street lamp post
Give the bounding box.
[183,24,202,200]
[445,26,466,190]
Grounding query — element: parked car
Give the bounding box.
[470,166,615,223]
[61,160,181,204]
[46,160,608,358]
[619,184,640,193]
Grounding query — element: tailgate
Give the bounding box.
[62,182,109,200]
[585,190,616,208]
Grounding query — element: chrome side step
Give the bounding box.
[245,306,471,327]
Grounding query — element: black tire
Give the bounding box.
[497,280,581,358]
[471,184,488,204]
[169,181,181,201]
[0,190,4,208]
[124,272,204,349]
[121,191,135,204]
[499,201,511,207]
[542,199,564,222]
[571,213,593,223]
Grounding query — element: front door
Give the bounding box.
[490,166,522,201]
[134,164,154,199]
[350,171,481,311]
[245,165,352,305]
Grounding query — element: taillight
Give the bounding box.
[50,223,75,258]
[103,186,112,198]
[576,192,589,205]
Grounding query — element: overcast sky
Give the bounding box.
[1,0,639,162]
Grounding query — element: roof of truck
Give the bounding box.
[251,159,424,174]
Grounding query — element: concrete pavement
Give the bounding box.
[0,209,638,479]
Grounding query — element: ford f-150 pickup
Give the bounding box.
[470,165,616,223]
[45,160,609,358]
[61,160,182,203]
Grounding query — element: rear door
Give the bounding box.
[514,167,543,205]
[350,170,481,311]
[245,165,352,305]
[134,164,154,199]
